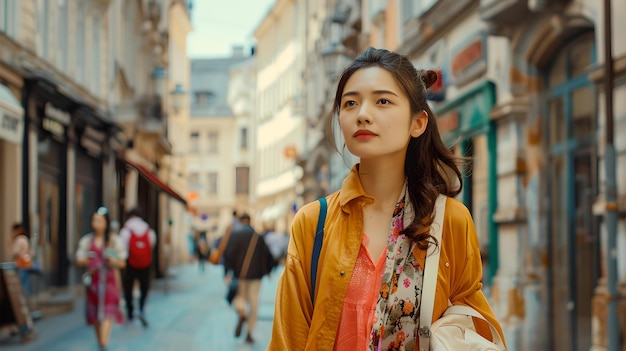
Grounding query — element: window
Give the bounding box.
[188,172,200,189]
[236,166,250,195]
[76,2,86,82]
[194,91,215,105]
[190,132,200,152]
[208,131,218,154]
[240,127,248,149]
[207,172,218,195]
[36,0,50,59]
[56,0,68,72]
[0,0,17,37]
[401,0,414,23]
[92,18,102,95]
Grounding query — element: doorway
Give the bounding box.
[546,31,599,351]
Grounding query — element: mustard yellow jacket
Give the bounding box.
[268,168,505,350]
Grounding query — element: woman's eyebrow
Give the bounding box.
[341,90,399,98]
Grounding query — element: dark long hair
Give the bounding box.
[95,206,111,246]
[330,47,463,249]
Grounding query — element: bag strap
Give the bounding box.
[239,234,259,279]
[310,197,327,305]
[213,224,234,262]
[418,194,447,351]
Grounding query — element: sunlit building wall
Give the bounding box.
[188,49,249,239]
[162,1,194,266]
[253,0,307,233]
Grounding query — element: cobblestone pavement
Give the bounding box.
[0,263,283,351]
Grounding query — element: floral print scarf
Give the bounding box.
[369,184,423,351]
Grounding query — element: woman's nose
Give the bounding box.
[356,104,372,124]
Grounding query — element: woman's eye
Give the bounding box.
[379,98,391,105]
[344,100,356,107]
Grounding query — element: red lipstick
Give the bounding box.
[353,129,377,140]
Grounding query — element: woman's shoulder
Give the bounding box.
[443,196,472,225]
[294,190,340,222]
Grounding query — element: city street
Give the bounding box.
[0,263,281,351]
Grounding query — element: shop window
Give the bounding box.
[207,172,218,195]
[236,166,249,195]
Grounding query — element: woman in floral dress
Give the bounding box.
[75,206,126,351]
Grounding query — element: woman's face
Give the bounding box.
[338,67,427,161]
[91,213,107,233]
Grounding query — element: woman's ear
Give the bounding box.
[410,110,428,138]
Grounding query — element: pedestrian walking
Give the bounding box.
[194,230,210,273]
[260,224,288,267]
[222,213,276,344]
[267,48,505,350]
[10,223,33,296]
[75,206,126,351]
[119,208,156,328]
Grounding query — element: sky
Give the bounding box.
[187,0,276,58]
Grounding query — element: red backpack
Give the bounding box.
[128,229,152,269]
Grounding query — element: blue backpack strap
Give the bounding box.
[311,197,327,305]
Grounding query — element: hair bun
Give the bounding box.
[419,69,438,89]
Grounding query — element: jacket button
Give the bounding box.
[340,270,345,276]
[445,262,450,267]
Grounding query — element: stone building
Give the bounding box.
[187,48,250,238]
[301,0,626,350]
[0,0,193,291]
[253,0,308,234]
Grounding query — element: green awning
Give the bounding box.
[433,81,496,144]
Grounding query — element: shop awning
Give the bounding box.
[125,159,187,206]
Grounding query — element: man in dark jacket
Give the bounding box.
[222,213,276,344]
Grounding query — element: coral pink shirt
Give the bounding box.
[334,234,387,350]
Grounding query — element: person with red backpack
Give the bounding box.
[119,208,156,328]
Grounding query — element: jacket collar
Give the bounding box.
[338,164,375,211]
[338,164,429,268]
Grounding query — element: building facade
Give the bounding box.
[188,49,250,239]
[298,0,626,350]
[253,0,308,234]
[0,0,192,289]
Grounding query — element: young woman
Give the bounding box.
[268,48,505,350]
[75,206,126,351]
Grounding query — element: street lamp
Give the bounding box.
[170,83,186,115]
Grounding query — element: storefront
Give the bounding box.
[72,117,107,247]
[0,83,24,261]
[434,81,498,285]
[541,30,598,351]
[22,73,117,287]
[33,100,71,287]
